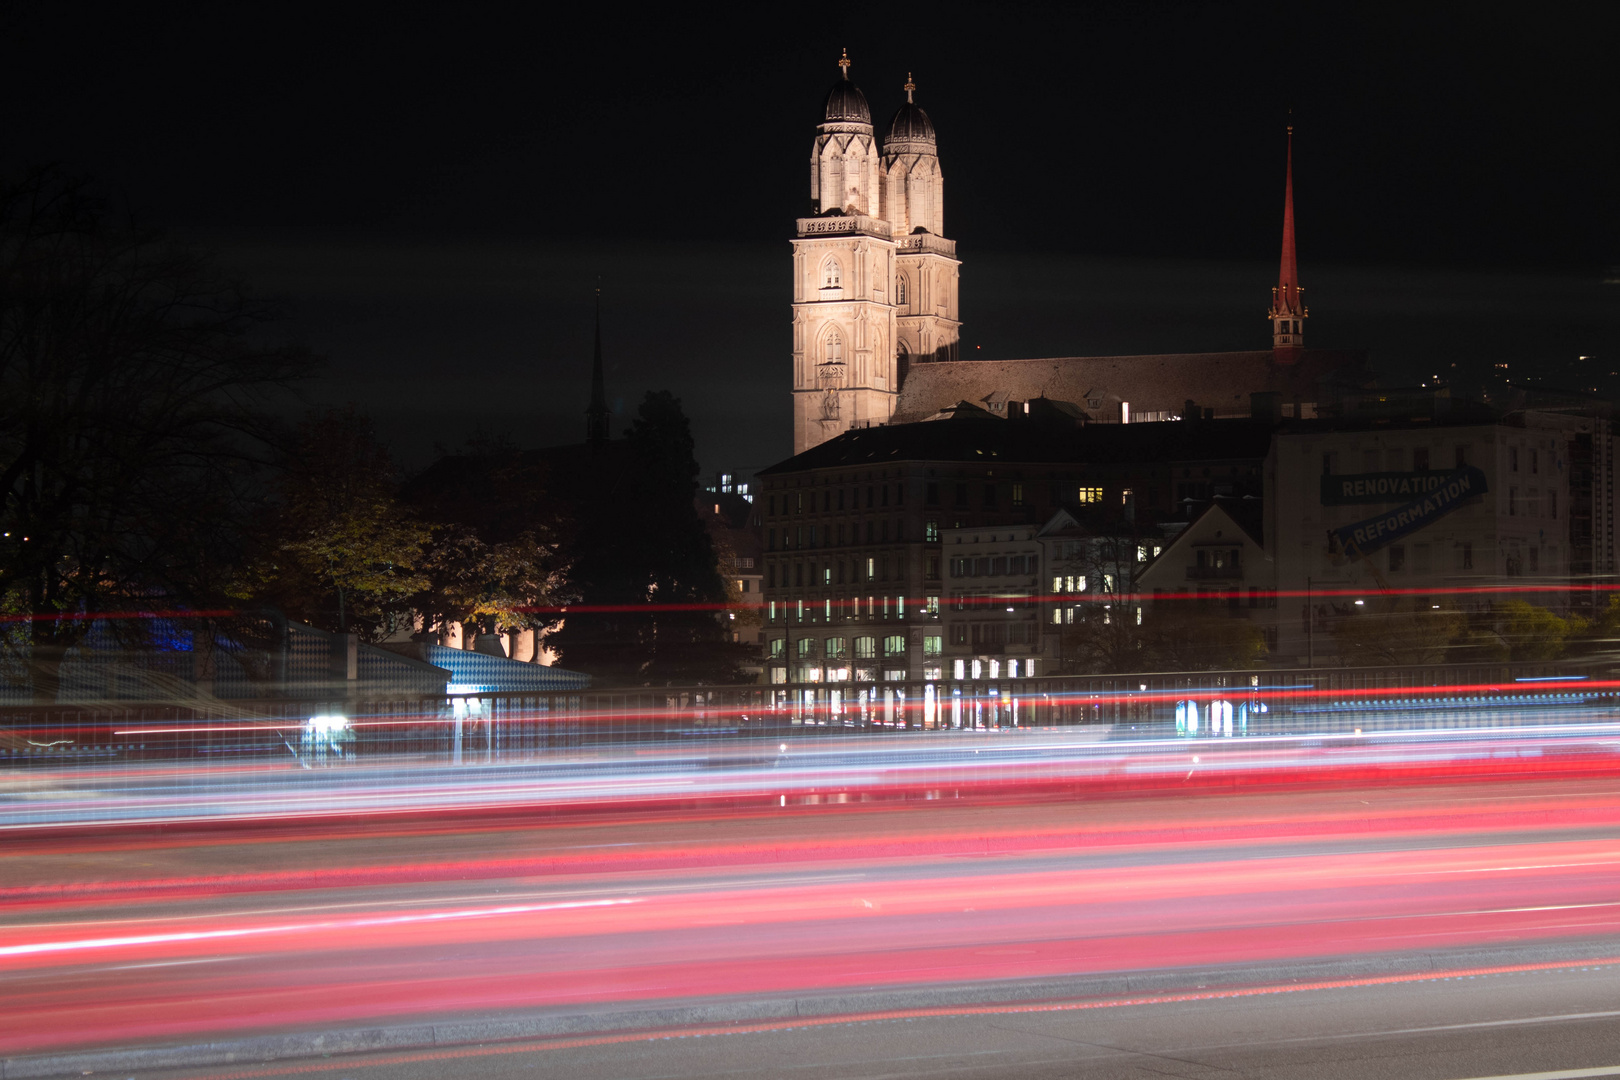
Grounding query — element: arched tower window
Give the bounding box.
[821,258,841,289]
[896,275,907,305]
[824,328,844,364]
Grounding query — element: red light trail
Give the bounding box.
[7,774,1620,1058]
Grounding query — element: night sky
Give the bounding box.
[4,2,1616,478]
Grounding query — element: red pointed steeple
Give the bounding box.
[1269,122,1307,356]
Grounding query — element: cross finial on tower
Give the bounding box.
[904,73,915,103]
[838,48,851,79]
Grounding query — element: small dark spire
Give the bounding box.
[586,288,610,444]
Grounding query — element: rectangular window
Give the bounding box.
[925,481,939,505]
[797,637,815,659]
[866,557,875,581]
[1137,545,1148,562]
[954,482,969,505]
[983,483,997,508]
[1322,451,1338,475]
[769,600,778,622]
[1510,446,1519,472]
[883,634,906,657]
[925,555,940,579]
[1052,575,1063,594]
[1459,542,1474,570]
[1011,482,1024,507]
[1414,447,1430,471]
[926,519,939,542]
[1455,444,1470,468]
[1529,547,1540,572]
[769,637,785,658]
[923,635,942,657]
[768,494,777,516]
[1509,487,1517,516]
[822,566,832,585]
[1531,449,1539,474]
[1077,487,1103,503]
[926,595,939,614]
[854,635,876,659]
[1388,544,1405,572]
[950,624,969,645]
[825,636,847,659]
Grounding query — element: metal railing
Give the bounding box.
[2,658,1615,768]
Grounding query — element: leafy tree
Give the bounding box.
[0,169,315,700]
[1494,600,1582,662]
[400,435,572,651]
[1061,604,1154,673]
[412,525,570,647]
[251,407,429,640]
[550,391,750,684]
[1330,606,1466,667]
[1145,609,1268,671]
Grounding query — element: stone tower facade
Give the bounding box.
[792,55,960,456]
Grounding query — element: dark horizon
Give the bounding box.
[5,1,1616,475]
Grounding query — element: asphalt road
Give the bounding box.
[9,773,1620,1077]
[119,960,1620,1080]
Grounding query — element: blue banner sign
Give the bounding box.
[1331,466,1488,559]
[1321,470,1453,505]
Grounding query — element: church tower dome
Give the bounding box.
[824,76,871,124]
[885,97,936,153]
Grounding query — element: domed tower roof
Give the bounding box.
[822,49,871,125]
[884,75,937,154]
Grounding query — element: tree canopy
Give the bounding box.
[0,170,315,697]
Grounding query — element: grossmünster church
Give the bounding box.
[791,54,1367,457]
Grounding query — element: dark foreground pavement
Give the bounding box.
[33,945,1620,1080]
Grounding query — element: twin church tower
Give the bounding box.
[791,52,961,455]
[789,53,1319,457]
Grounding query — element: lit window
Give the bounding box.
[923,635,942,657]
[1078,487,1104,503]
[953,659,966,680]
[926,595,940,614]
[1137,545,1147,562]
[854,636,876,659]
[825,636,847,659]
[1052,576,1063,594]
[883,634,906,657]
[926,519,939,542]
